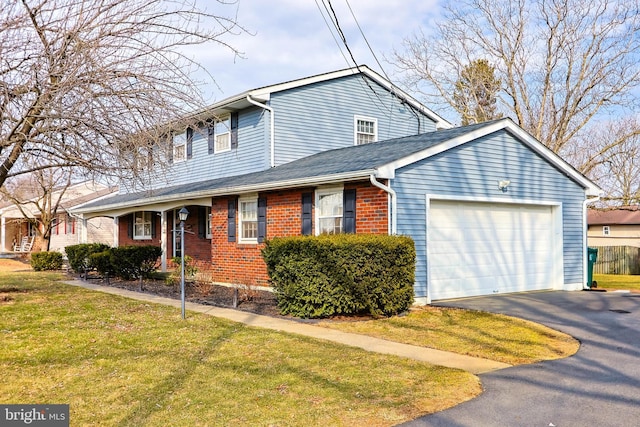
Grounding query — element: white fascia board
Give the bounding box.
[72,170,376,217]
[378,118,602,196]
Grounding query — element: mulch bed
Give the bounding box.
[70,273,285,318]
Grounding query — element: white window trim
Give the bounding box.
[354,115,378,146]
[134,211,153,240]
[603,225,610,236]
[214,114,231,154]
[315,186,344,235]
[238,195,258,243]
[173,131,187,163]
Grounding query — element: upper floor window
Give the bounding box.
[134,211,153,240]
[173,131,187,162]
[603,226,610,236]
[316,188,343,234]
[239,196,258,243]
[212,115,231,153]
[354,116,377,145]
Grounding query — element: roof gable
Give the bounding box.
[191,65,451,129]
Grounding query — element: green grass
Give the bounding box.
[593,274,640,291]
[1,272,479,427]
[319,306,579,365]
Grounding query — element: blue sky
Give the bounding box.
[192,0,440,102]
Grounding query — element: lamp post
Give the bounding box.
[178,207,189,319]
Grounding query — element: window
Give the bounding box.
[354,116,377,145]
[212,115,231,153]
[173,131,187,162]
[134,211,153,240]
[239,196,258,242]
[603,226,610,236]
[316,189,343,234]
[65,215,75,235]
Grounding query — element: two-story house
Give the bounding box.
[74,66,601,303]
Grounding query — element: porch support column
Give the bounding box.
[1,216,5,252]
[113,217,119,247]
[160,210,168,272]
[80,217,88,244]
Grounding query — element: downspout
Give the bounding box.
[583,196,600,289]
[369,175,396,235]
[246,95,275,167]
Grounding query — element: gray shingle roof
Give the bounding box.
[74,121,496,212]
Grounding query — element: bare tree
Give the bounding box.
[453,59,502,125]
[571,118,640,205]
[392,0,640,158]
[0,169,72,251]
[0,0,245,189]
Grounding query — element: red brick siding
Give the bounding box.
[209,181,389,287]
[118,209,211,262]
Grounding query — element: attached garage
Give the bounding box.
[386,118,601,304]
[427,200,562,301]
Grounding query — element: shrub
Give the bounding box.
[110,245,162,281]
[65,243,110,273]
[30,251,64,271]
[262,234,415,318]
[89,250,117,283]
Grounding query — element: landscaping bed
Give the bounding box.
[71,272,284,318]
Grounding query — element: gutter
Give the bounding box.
[246,95,275,167]
[369,175,397,234]
[73,170,378,216]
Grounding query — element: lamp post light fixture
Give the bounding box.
[178,207,189,319]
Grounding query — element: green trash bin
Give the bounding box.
[587,247,598,288]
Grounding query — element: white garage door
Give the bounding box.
[428,200,557,300]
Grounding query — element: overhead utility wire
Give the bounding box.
[344,0,424,133]
[313,0,351,67]
[323,0,388,111]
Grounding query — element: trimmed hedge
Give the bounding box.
[262,234,415,318]
[109,245,162,280]
[30,251,64,271]
[65,243,110,273]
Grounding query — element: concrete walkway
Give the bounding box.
[63,280,509,374]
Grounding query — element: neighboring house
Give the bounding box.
[587,207,640,247]
[0,181,117,253]
[72,66,601,303]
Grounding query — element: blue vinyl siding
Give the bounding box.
[393,130,585,298]
[271,74,437,165]
[145,107,268,189]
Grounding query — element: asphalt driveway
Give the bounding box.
[401,290,640,427]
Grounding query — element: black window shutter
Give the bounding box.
[228,198,237,242]
[343,189,356,234]
[257,197,267,243]
[168,135,174,163]
[186,127,193,159]
[127,213,133,238]
[230,112,239,149]
[151,212,157,238]
[197,206,206,238]
[301,192,313,235]
[207,124,215,154]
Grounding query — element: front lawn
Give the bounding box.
[319,306,579,365]
[593,274,640,291]
[1,271,479,426]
